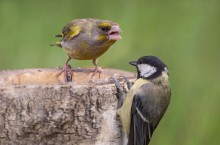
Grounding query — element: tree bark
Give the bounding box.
[0,68,135,145]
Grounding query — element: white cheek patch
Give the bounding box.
[165,67,169,73]
[138,64,157,78]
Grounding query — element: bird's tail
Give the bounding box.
[55,34,63,37]
[50,42,62,48]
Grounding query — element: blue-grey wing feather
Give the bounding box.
[128,93,154,145]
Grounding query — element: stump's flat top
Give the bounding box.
[0,68,136,86]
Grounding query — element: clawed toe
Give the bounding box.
[109,76,127,108]
[56,64,73,82]
[91,66,103,78]
[119,76,132,90]
[109,76,123,92]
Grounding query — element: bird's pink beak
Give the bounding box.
[109,25,122,40]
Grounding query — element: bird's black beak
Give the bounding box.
[129,61,137,66]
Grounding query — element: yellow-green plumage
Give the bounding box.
[53,18,121,60]
[52,18,121,81]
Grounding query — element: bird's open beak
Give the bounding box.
[109,25,122,40]
[129,61,137,66]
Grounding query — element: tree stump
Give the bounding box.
[0,68,136,145]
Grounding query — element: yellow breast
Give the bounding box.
[63,40,115,60]
[117,78,149,135]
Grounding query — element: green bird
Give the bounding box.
[52,18,122,82]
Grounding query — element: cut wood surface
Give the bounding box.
[0,68,136,145]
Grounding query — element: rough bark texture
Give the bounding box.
[0,68,135,145]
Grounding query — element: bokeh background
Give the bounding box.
[0,0,219,145]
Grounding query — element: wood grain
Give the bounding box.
[0,68,135,145]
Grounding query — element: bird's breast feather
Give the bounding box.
[117,78,149,135]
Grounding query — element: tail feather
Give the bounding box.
[50,42,62,48]
[55,34,63,37]
[128,96,155,145]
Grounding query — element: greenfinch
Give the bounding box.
[52,18,122,82]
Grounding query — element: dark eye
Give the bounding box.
[100,27,110,32]
[139,60,144,64]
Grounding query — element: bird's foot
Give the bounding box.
[91,66,103,79]
[109,76,129,108]
[56,64,73,82]
[119,76,133,90]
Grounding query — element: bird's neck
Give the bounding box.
[151,72,170,88]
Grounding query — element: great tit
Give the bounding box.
[116,56,171,145]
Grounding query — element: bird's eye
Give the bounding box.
[100,27,110,32]
[139,60,143,64]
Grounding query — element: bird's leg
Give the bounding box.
[91,58,103,78]
[57,56,73,82]
[109,76,127,108]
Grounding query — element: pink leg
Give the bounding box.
[91,58,103,78]
[57,57,73,82]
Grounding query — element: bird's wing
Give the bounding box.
[128,83,155,145]
[61,23,81,40]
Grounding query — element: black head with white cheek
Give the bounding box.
[129,56,168,79]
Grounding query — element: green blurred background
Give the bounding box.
[0,0,219,144]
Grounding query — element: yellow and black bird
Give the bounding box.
[115,56,171,145]
[52,18,122,81]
